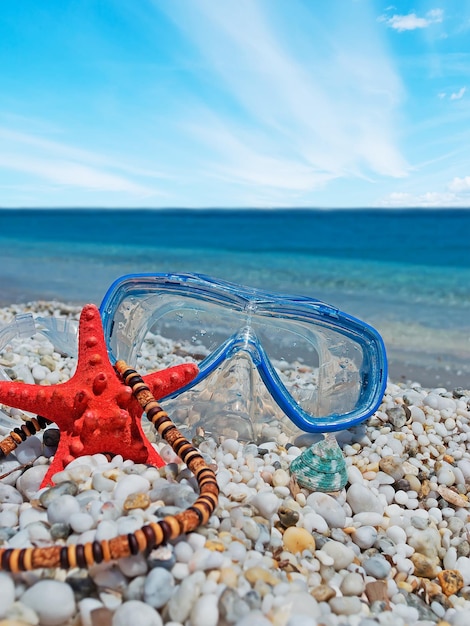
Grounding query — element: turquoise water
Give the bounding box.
[0,208,469,388]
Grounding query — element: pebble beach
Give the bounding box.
[1,302,470,626]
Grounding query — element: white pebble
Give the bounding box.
[250,492,280,519]
[190,593,219,626]
[394,490,408,505]
[78,598,104,626]
[112,600,163,626]
[321,540,355,570]
[15,437,43,464]
[32,364,48,381]
[47,494,81,524]
[21,580,76,626]
[16,464,49,499]
[386,525,407,545]
[437,467,455,486]
[113,475,150,501]
[144,567,175,608]
[0,572,15,617]
[306,492,346,528]
[340,572,365,596]
[347,483,384,515]
[222,438,240,455]
[69,512,95,533]
[351,526,377,549]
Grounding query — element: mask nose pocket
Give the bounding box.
[160,350,301,443]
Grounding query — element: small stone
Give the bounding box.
[365,580,389,605]
[437,569,464,596]
[340,572,365,596]
[407,525,441,561]
[15,437,42,464]
[272,468,290,487]
[15,465,49,499]
[306,492,346,528]
[379,456,405,481]
[411,553,439,578]
[39,480,79,507]
[143,567,175,609]
[123,492,150,510]
[437,485,469,508]
[21,580,76,626]
[280,592,321,618]
[69,512,94,533]
[278,505,299,528]
[250,492,281,519]
[282,526,316,554]
[147,545,176,570]
[310,584,336,602]
[190,593,219,626]
[46,494,80,524]
[218,587,250,623]
[245,567,281,586]
[329,596,362,615]
[347,483,384,514]
[321,540,355,570]
[43,428,61,447]
[167,571,206,623]
[0,483,23,504]
[363,555,391,579]
[351,526,377,549]
[112,600,163,626]
[386,405,408,429]
[0,572,15,618]
[113,475,150,501]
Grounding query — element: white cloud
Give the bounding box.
[448,176,470,192]
[379,8,443,32]
[378,191,459,207]
[450,87,466,100]
[378,173,470,207]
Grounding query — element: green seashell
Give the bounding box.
[289,434,347,492]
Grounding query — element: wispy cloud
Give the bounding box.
[450,87,467,100]
[438,86,467,100]
[0,125,165,197]
[159,0,408,200]
[379,8,444,32]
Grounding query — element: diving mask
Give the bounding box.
[99,273,387,437]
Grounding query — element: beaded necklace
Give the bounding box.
[0,361,219,572]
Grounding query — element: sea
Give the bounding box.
[0,208,469,389]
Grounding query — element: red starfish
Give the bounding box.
[0,304,198,486]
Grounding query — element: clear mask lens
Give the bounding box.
[106,292,371,424]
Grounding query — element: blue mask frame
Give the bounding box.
[99,273,387,433]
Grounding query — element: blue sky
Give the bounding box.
[1,1,469,209]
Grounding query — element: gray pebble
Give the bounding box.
[143,567,175,608]
[43,428,60,447]
[218,587,250,623]
[363,555,392,579]
[39,480,78,507]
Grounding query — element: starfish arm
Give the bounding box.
[143,362,198,399]
[0,381,73,421]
